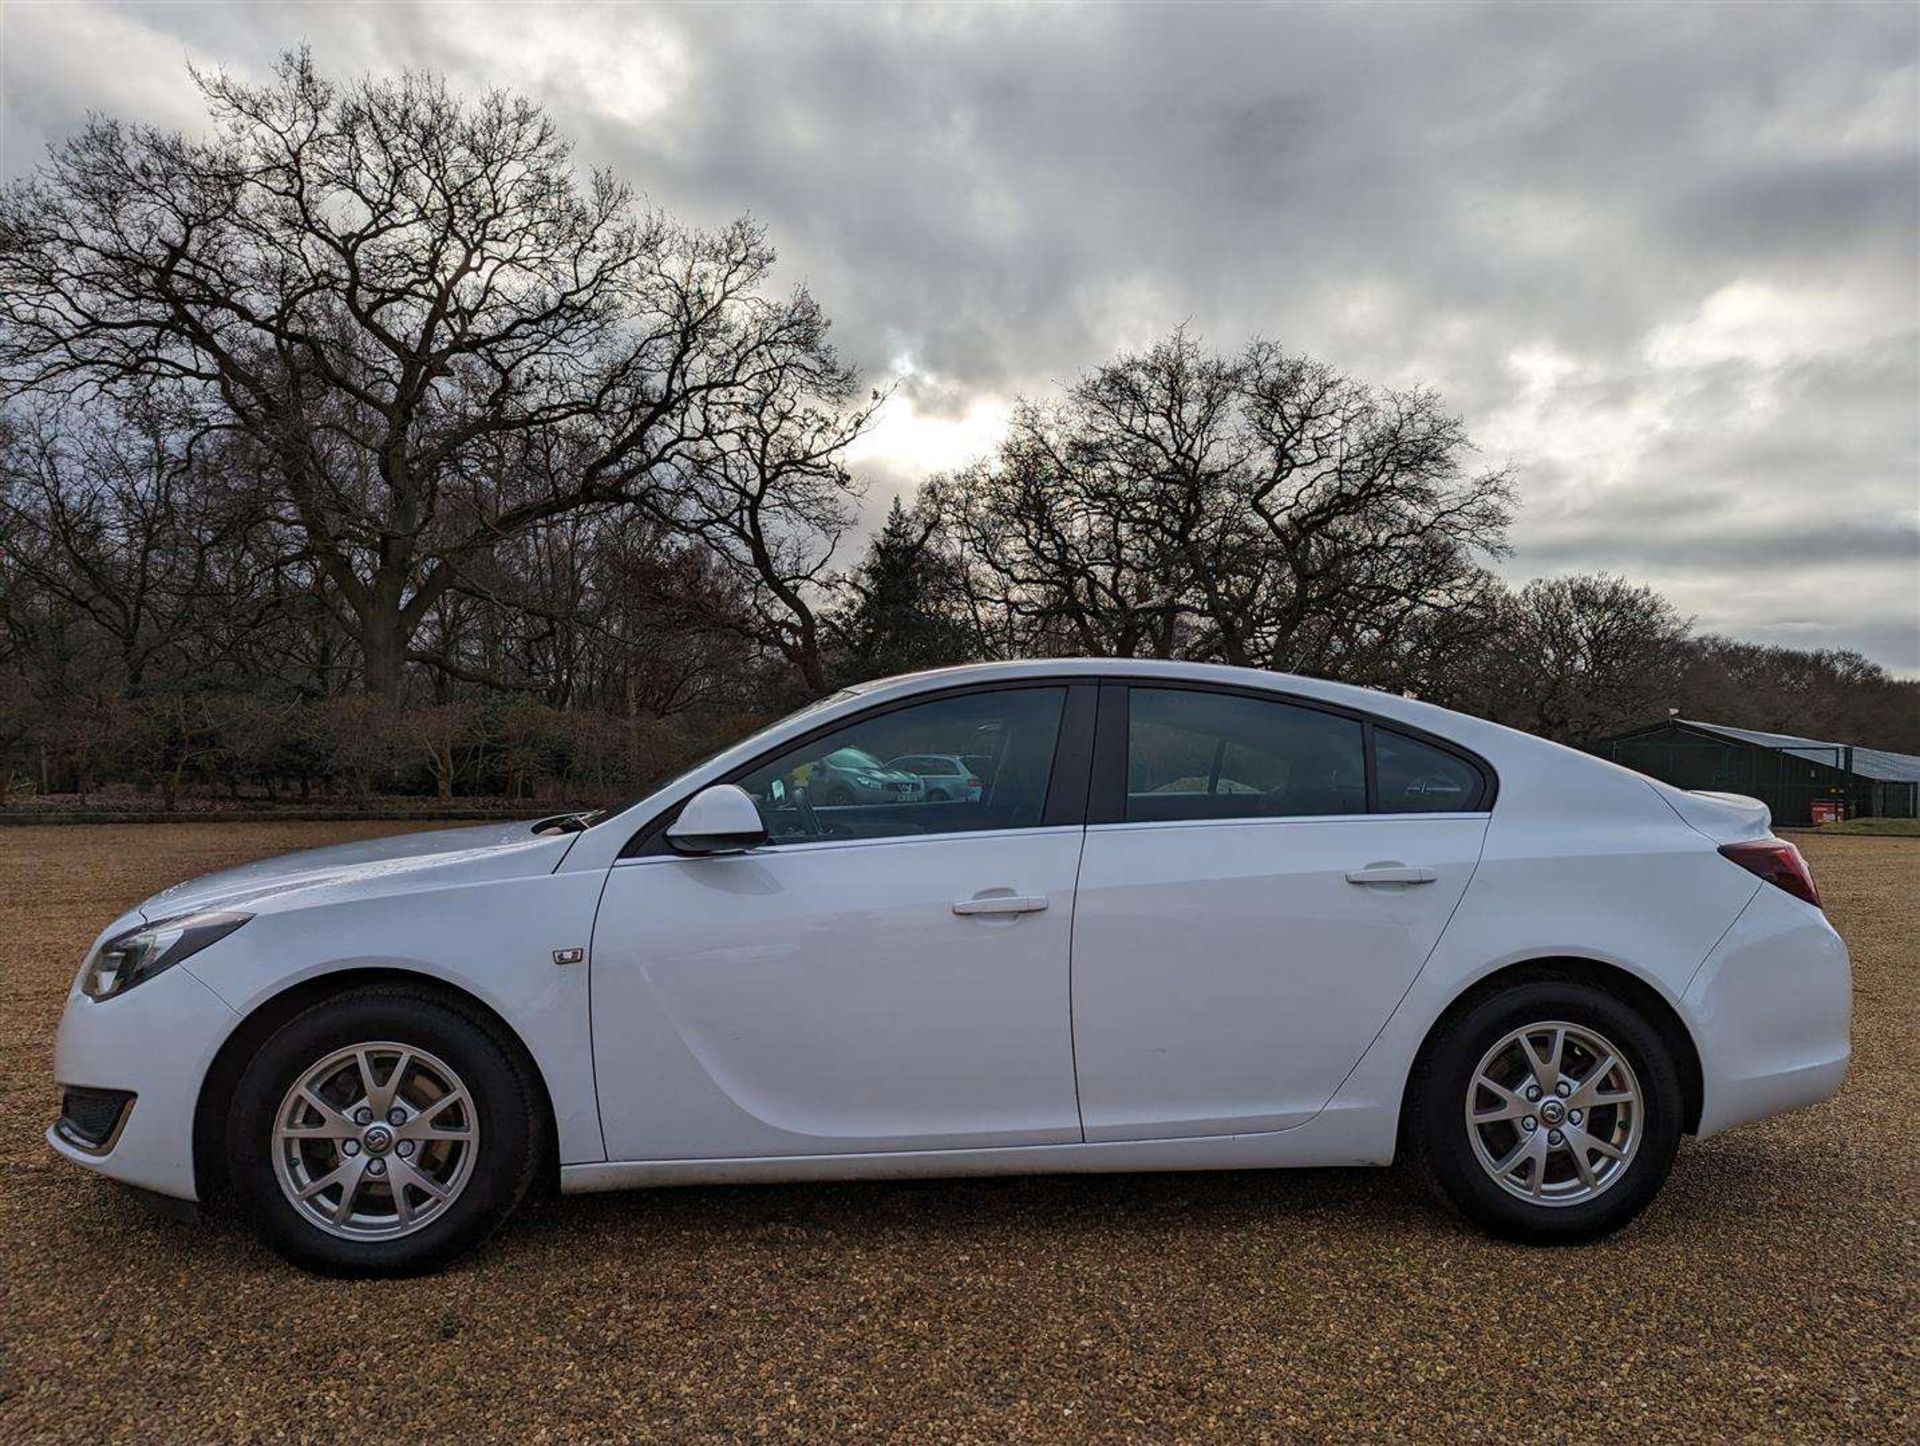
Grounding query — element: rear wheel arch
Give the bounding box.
[1400,956,1704,1141]
[192,967,558,1203]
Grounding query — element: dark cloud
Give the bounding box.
[5,0,1916,669]
[1524,519,1920,572]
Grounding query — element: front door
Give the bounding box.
[590,684,1089,1162]
[1071,685,1491,1141]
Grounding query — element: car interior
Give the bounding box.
[1124,688,1369,821]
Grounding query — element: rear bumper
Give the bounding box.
[1685,886,1851,1138]
[47,964,239,1202]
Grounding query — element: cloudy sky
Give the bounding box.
[5,0,1917,670]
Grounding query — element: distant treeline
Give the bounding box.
[1,51,1910,807]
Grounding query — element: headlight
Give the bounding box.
[80,912,251,1001]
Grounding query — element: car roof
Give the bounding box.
[847,658,1450,731]
[842,659,1610,784]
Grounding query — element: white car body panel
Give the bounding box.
[1683,882,1852,1135]
[590,827,1083,1160]
[138,819,571,917]
[48,960,238,1198]
[46,658,1851,1212]
[1071,813,1488,1140]
[51,826,605,1198]
[177,868,607,1169]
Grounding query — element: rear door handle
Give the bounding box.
[951,893,1050,916]
[1344,865,1438,885]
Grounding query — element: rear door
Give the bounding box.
[1070,684,1491,1141]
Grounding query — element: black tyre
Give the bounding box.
[823,785,855,806]
[1407,979,1682,1243]
[226,985,543,1276]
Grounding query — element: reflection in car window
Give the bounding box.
[1375,730,1483,813]
[1127,689,1366,822]
[734,688,1067,845]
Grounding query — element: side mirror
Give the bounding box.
[667,784,767,855]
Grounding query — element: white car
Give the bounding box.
[48,660,1850,1275]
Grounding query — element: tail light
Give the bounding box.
[967,776,982,789]
[1718,839,1822,909]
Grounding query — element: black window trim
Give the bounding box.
[620,678,1099,858]
[1088,679,1497,826]
[618,671,1497,856]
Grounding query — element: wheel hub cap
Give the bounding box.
[271,1041,479,1241]
[1465,1020,1643,1207]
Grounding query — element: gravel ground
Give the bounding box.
[2,823,1914,1442]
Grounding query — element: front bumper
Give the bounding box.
[1684,884,1852,1138]
[47,963,239,1201]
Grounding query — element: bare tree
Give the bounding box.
[933,329,1512,684]
[1678,638,1920,752]
[1468,574,1692,743]
[6,81,1906,810]
[0,401,224,689]
[412,510,761,719]
[0,50,869,700]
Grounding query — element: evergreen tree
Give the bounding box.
[836,497,977,682]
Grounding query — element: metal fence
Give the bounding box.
[1868,779,1919,819]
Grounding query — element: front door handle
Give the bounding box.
[1344,865,1438,885]
[952,893,1050,916]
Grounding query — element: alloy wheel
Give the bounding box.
[271,1041,479,1240]
[1465,1020,1643,1207]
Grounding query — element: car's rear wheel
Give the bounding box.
[226,986,542,1275]
[1408,980,1682,1243]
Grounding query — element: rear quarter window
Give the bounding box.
[1375,729,1487,812]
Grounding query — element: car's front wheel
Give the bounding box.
[1408,979,1683,1243]
[226,985,542,1275]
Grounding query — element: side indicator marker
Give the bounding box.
[552,947,585,966]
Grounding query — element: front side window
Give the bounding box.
[734,687,1067,844]
[1126,688,1367,822]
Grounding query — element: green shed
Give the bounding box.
[1591,718,1920,827]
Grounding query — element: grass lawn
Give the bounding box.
[1801,817,1920,838]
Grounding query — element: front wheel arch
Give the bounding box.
[193,967,558,1205]
[1399,957,1704,1148]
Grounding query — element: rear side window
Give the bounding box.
[1126,688,1367,822]
[1375,729,1485,813]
